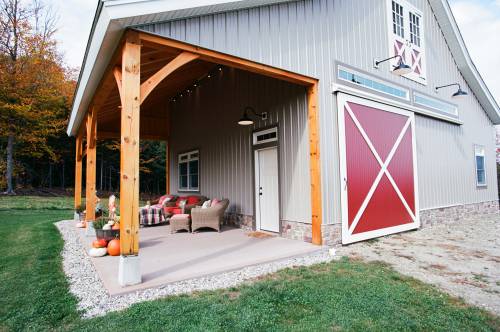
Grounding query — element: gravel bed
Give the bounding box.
[55,220,333,318]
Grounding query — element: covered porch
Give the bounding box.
[72,29,323,286]
[78,225,321,295]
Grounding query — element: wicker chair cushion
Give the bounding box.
[171,213,190,220]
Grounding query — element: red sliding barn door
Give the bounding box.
[338,94,419,244]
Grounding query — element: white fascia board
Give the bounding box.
[430,0,500,124]
[67,7,115,136]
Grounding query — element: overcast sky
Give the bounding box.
[52,0,500,100]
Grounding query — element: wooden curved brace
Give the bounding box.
[113,66,123,106]
[140,51,200,104]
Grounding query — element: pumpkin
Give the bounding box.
[89,247,107,257]
[112,223,120,230]
[102,224,112,230]
[107,239,120,256]
[76,222,85,228]
[92,239,107,248]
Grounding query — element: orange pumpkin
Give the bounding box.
[112,223,120,230]
[92,238,107,248]
[107,239,120,256]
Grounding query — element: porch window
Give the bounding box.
[178,150,199,191]
[474,145,486,187]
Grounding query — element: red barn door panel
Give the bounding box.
[338,94,419,244]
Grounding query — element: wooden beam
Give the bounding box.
[120,32,141,256]
[308,83,322,245]
[74,132,83,209]
[138,31,317,86]
[140,51,200,104]
[113,66,123,105]
[85,107,97,222]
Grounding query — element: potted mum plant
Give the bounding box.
[75,204,86,221]
[94,216,120,241]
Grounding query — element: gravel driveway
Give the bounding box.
[337,213,500,315]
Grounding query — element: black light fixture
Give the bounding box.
[238,107,268,126]
[435,83,468,98]
[374,55,412,76]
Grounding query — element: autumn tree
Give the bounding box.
[0,0,74,193]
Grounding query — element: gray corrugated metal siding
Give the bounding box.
[139,0,498,225]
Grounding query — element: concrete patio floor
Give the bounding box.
[78,225,321,295]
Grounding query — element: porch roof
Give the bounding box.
[70,28,317,140]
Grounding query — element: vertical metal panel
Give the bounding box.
[139,0,498,225]
[169,68,311,222]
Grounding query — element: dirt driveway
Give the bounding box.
[337,214,500,315]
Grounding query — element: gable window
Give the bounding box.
[392,1,405,38]
[409,12,421,47]
[178,150,199,191]
[386,0,426,85]
[474,145,486,187]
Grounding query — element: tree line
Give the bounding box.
[0,0,167,197]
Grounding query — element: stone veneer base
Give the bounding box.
[223,200,498,246]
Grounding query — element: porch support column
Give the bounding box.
[166,139,170,195]
[74,131,83,210]
[118,32,142,286]
[308,82,322,245]
[85,107,97,223]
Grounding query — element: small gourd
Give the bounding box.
[89,247,107,257]
[102,224,112,230]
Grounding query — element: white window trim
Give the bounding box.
[253,127,278,145]
[386,0,426,85]
[474,145,487,187]
[178,150,199,191]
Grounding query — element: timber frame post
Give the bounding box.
[308,82,322,245]
[117,32,142,286]
[74,130,83,209]
[85,107,97,223]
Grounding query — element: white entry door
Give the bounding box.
[255,147,280,233]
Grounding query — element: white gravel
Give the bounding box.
[336,214,500,315]
[55,220,333,318]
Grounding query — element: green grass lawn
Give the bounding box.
[0,196,499,331]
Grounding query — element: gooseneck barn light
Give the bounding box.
[374,55,412,76]
[238,107,268,126]
[435,83,468,98]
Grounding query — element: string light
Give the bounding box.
[170,66,224,103]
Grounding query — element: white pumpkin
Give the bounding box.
[76,222,85,228]
[102,224,112,230]
[89,247,107,257]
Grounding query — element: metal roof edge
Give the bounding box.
[429,0,500,124]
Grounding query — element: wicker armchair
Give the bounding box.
[191,199,229,232]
